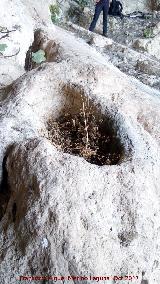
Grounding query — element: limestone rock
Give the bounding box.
[65,22,160,89]
[62,0,153,16]
[0,0,55,87]
[0,0,160,284]
[121,0,150,14]
[133,34,160,60]
[0,22,160,283]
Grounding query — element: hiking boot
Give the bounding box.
[103,33,107,38]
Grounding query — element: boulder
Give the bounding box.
[0,23,160,283]
[133,34,160,60]
[121,0,150,14]
[0,0,160,284]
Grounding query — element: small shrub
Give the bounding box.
[0,26,7,32]
[0,44,7,53]
[49,4,61,23]
[143,27,154,38]
[73,0,90,9]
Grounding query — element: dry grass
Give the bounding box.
[47,109,123,166]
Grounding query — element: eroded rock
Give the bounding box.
[0,1,160,283]
[0,23,160,283]
[133,34,160,60]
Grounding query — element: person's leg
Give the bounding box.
[89,2,102,32]
[103,0,109,35]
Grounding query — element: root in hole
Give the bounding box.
[47,109,125,166]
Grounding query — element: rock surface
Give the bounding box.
[0,0,160,284]
[0,24,160,284]
[65,22,160,89]
[121,0,150,13]
[0,0,55,87]
[60,0,154,15]
[133,34,160,60]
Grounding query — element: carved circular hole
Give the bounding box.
[46,85,126,166]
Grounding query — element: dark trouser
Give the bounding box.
[89,0,109,34]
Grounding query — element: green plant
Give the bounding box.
[32,50,46,64]
[143,27,154,38]
[49,4,61,23]
[0,44,7,53]
[73,0,89,9]
[0,26,7,32]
